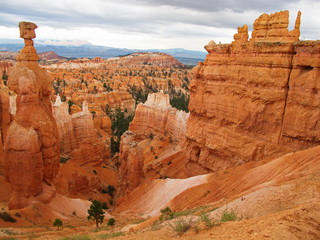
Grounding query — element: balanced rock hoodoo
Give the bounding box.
[4,22,60,209]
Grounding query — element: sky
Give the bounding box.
[1,0,320,51]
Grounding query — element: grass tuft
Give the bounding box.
[98,232,125,239]
[170,219,192,235]
[59,235,91,240]
[220,209,240,222]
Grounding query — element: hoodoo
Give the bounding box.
[3,22,60,209]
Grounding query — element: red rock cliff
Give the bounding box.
[186,10,320,175]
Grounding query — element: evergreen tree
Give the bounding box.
[53,218,63,230]
[87,200,105,227]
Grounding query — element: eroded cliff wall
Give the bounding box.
[185,10,320,175]
[118,93,189,194]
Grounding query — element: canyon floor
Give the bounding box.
[1,146,320,240]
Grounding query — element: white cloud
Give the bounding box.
[0,0,319,51]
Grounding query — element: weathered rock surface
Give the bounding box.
[3,22,60,209]
[129,92,189,142]
[0,83,10,174]
[186,10,320,175]
[53,97,109,166]
[118,93,189,194]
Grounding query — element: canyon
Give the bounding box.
[0,10,319,240]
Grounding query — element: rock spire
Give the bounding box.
[4,22,60,209]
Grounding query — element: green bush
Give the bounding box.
[60,157,70,164]
[159,207,174,221]
[107,218,116,227]
[101,202,108,210]
[170,219,192,235]
[53,218,63,230]
[220,209,239,222]
[108,108,134,155]
[0,212,16,223]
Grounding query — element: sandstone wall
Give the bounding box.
[185,11,320,175]
[53,98,110,166]
[118,93,189,194]
[129,92,189,142]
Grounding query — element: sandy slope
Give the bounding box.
[1,146,319,239]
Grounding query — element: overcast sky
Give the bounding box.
[1,0,319,51]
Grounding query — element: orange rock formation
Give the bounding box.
[187,10,320,175]
[3,22,60,209]
[53,96,110,165]
[118,92,189,194]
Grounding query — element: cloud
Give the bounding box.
[0,0,319,51]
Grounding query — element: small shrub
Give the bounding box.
[102,185,116,197]
[107,185,116,194]
[150,221,161,231]
[101,202,108,210]
[53,218,63,230]
[107,218,116,227]
[199,211,215,228]
[159,207,174,221]
[0,212,17,223]
[170,219,192,235]
[220,209,239,222]
[60,157,70,164]
[14,212,21,218]
[149,133,154,140]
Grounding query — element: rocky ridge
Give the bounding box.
[186,10,320,175]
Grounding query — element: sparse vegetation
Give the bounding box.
[101,202,108,210]
[220,209,240,222]
[87,200,105,227]
[2,70,8,86]
[107,218,116,228]
[101,185,116,197]
[170,219,192,235]
[53,218,63,230]
[199,211,215,228]
[170,92,189,112]
[59,235,91,240]
[97,232,125,239]
[159,207,174,221]
[0,212,17,223]
[60,156,70,163]
[107,108,134,155]
[0,229,17,236]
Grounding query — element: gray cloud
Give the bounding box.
[0,0,319,50]
[136,0,300,13]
